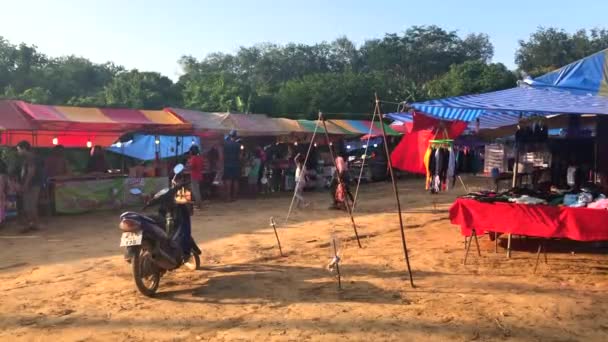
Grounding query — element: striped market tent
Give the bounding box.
[15,101,189,133]
[404,49,608,129]
[330,119,400,136]
[408,86,608,129]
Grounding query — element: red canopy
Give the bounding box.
[0,100,192,147]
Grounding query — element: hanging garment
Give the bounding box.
[423,147,432,190]
[432,175,440,193]
[567,166,578,187]
[434,148,443,177]
[456,149,464,173]
[447,147,456,190]
[440,147,450,191]
[428,147,437,191]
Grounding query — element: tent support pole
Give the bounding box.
[284,119,319,224]
[352,110,378,213]
[512,143,520,188]
[375,94,414,287]
[320,112,362,249]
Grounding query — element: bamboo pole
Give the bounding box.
[374,94,414,287]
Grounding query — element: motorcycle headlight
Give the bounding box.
[119,219,141,232]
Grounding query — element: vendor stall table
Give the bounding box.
[51,175,168,214]
[449,198,608,266]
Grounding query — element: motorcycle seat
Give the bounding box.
[121,211,162,225]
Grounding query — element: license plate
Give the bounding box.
[120,232,143,247]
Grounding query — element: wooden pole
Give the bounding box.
[269,217,284,257]
[352,111,378,212]
[319,112,362,248]
[374,95,414,287]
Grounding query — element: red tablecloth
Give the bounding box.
[449,198,608,241]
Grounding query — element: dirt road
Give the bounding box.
[1,178,607,341]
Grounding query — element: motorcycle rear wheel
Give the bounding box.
[184,253,200,271]
[132,244,161,297]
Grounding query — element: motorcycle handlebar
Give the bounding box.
[142,181,191,210]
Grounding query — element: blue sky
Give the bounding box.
[0,0,606,79]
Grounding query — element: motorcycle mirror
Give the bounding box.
[129,188,143,195]
[173,163,185,175]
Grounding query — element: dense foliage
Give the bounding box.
[1,26,607,118]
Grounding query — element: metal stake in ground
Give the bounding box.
[319,112,362,248]
[332,237,342,290]
[375,94,415,288]
[269,217,284,257]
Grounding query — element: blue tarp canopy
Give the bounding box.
[399,49,608,129]
[405,86,608,129]
[107,134,201,160]
[530,48,608,96]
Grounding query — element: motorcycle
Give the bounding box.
[119,163,202,297]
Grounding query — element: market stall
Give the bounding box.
[0,101,192,215]
[401,49,608,263]
[451,198,608,241]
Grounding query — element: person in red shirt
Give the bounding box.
[188,145,204,209]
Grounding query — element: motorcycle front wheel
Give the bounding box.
[132,243,161,297]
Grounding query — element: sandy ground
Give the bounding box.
[1,176,608,342]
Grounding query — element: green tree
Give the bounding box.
[18,87,52,104]
[516,27,608,76]
[426,61,517,98]
[275,72,383,116]
[180,71,251,112]
[102,70,179,109]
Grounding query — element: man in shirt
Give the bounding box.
[17,141,43,233]
[188,145,204,209]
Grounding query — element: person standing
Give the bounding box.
[248,150,261,196]
[223,130,241,201]
[294,153,309,208]
[188,145,204,209]
[330,152,353,209]
[16,141,43,232]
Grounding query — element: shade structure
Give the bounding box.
[297,120,348,135]
[165,108,229,135]
[0,100,35,130]
[530,48,608,96]
[107,134,201,160]
[15,101,190,133]
[408,86,608,129]
[223,113,297,136]
[330,120,400,136]
[0,100,122,147]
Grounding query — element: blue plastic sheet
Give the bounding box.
[107,134,201,160]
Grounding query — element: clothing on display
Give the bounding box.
[425,143,458,192]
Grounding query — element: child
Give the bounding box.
[261,165,272,194]
[248,151,261,196]
[294,153,309,208]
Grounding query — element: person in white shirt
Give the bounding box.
[294,153,309,208]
